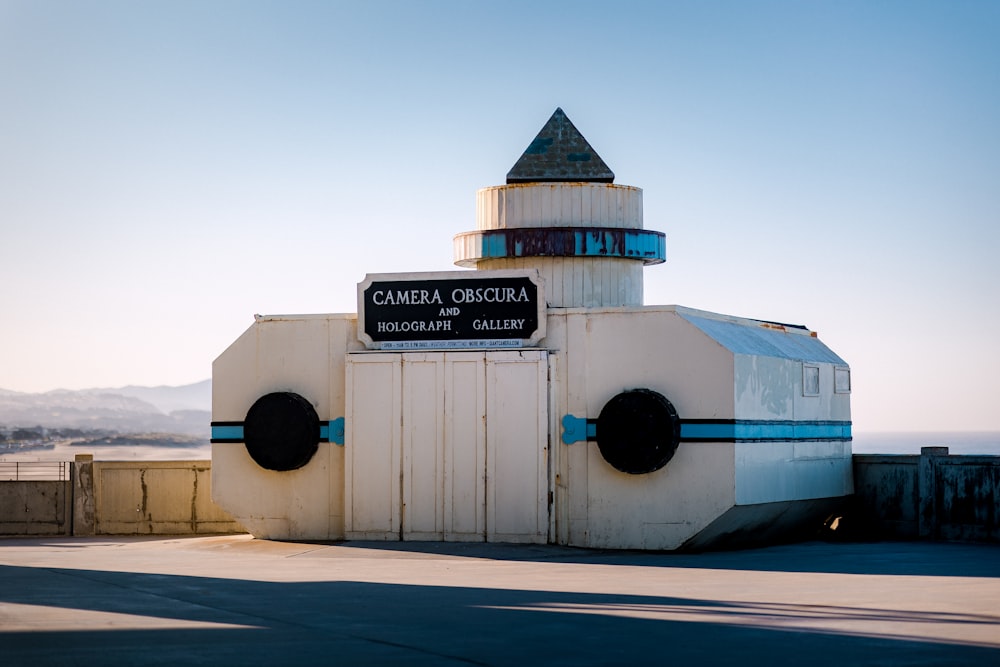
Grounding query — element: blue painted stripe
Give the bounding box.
[211,424,244,442]
[680,422,735,440]
[681,420,852,442]
[561,416,852,444]
[461,227,666,265]
[211,419,346,445]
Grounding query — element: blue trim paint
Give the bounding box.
[561,415,596,444]
[328,417,345,446]
[458,228,666,265]
[210,424,244,443]
[219,415,851,446]
[560,415,852,444]
[211,419,346,445]
[680,420,852,442]
[485,233,506,259]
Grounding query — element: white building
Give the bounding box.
[212,109,852,549]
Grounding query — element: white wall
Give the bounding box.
[547,307,737,549]
[735,441,854,505]
[212,305,852,548]
[211,314,361,540]
[733,354,853,504]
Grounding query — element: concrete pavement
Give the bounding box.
[1,535,998,666]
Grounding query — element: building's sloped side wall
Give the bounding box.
[211,315,361,541]
[733,353,853,505]
[736,441,854,505]
[548,307,737,550]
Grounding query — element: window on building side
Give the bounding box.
[803,365,820,396]
[834,367,851,394]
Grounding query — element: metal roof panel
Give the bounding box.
[679,310,847,365]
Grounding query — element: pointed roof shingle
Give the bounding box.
[506,108,614,184]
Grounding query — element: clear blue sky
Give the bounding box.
[1,1,998,433]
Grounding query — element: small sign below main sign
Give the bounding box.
[357,270,545,350]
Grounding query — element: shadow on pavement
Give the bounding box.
[311,539,1000,578]
[1,562,998,667]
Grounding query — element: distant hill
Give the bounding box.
[89,379,211,414]
[0,380,212,438]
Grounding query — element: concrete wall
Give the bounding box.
[850,448,1000,542]
[0,456,244,536]
[87,460,244,535]
[0,480,72,535]
[5,451,1000,543]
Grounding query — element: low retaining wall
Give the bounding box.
[3,451,997,542]
[75,456,245,535]
[850,447,1000,542]
[0,456,244,536]
[0,479,72,536]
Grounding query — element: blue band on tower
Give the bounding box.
[455,227,666,266]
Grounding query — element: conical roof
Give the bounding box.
[506,108,614,184]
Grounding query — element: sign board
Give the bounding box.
[357,270,545,350]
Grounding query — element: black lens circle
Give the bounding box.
[243,392,320,471]
[596,389,680,474]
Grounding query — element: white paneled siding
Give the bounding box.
[475,257,643,308]
[476,183,642,230]
[469,183,648,307]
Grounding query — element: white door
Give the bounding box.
[345,350,548,543]
[400,352,487,541]
[345,353,402,540]
[486,350,549,543]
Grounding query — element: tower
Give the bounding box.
[454,108,665,307]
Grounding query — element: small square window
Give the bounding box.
[835,367,851,394]
[803,365,820,396]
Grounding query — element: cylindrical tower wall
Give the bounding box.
[475,256,643,308]
[477,183,643,230]
[470,183,646,307]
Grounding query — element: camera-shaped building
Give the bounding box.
[212,109,852,549]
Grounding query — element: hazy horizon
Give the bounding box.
[0,378,210,394]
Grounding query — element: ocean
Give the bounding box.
[851,431,1000,456]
